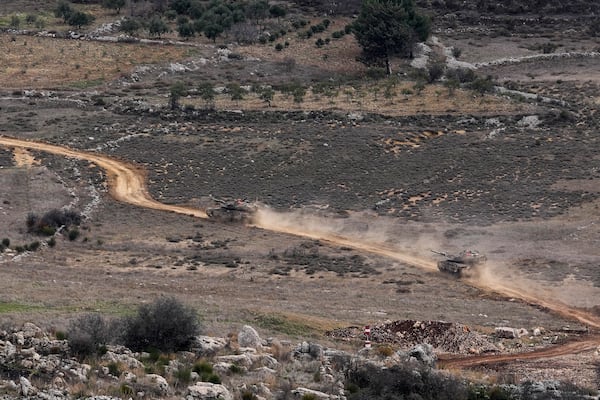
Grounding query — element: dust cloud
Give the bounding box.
[469,262,600,329]
[254,207,447,272]
[254,207,600,329]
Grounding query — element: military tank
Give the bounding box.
[432,250,487,277]
[206,198,257,223]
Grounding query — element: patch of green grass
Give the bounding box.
[0,302,43,314]
[69,78,105,89]
[252,313,315,337]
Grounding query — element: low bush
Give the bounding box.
[346,362,467,400]
[121,297,200,352]
[68,228,80,241]
[27,209,81,236]
[427,62,445,83]
[67,314,114,359]
[445,67,477,83]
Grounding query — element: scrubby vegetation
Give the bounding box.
[65,297,199,359]
[345,362,597,400]
[121,296,200,352]
[26,208,81,236]
[67,313,113,358]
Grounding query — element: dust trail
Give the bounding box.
[252,208,438,272]
[470,264,600,329]
[255,208,600,329]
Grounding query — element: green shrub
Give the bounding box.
[40,225,56,236]
[229,364,243,374]
[241,391,258,400]
[27,241,40,251]
[68,229,80,241]
[15,246,25,253]
[47,237,56,247]
[427,62,445,83]
[206,373,221,384]
[67,313,113,359]
[469,76,495,94]
[275,43,284,51]
[175,367,192,384]
[120,384,134,396]
[346,363,467,400]
[446,67,476,83]
[1,238,9,247]
[193,360,213,375]
[55,330,67,340]
[107,362,121,377]
[27,209,81,236]
[122,297,200,352]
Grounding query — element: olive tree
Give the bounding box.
[352,0,430,74]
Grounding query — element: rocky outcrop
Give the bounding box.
[186,382,233,400]
[238,325,262,349]
[0,321,574,400]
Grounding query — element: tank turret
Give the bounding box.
[432,250,486,277]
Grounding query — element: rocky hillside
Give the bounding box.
[0,321,596,400]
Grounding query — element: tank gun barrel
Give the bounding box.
[430,249,448,257]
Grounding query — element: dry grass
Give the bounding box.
[238,18,365,76]
[0,34,189,89]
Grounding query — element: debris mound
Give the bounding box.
[326,320,499,355]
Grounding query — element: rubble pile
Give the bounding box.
[326,320,499,354]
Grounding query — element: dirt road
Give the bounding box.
[0,136,207,218]
[2,135,600,367]
[439,336,600,368]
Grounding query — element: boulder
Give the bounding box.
[238,325,262,349]
[495,327,517,339]
[192,336,228,356]
[143,374,169,395]
[298,341,310,353]
[215,353,253,367]
[22,323,44,339]
[2,340,17,358]
[186,382,233,400]
[258,354,278,369]
[101,351,144,369]
[252,366,277,382]
[20,377,36,397]
[408,344,436,366]
[292,387,330,399]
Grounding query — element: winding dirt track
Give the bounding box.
[2,135,599,367]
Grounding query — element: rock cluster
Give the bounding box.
[0,323,349,400]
